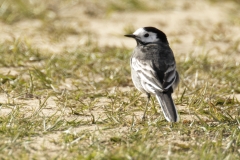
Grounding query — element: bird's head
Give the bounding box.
[125,27,168,45]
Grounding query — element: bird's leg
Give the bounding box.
[142,93,151,121]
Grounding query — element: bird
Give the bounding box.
[125,27,180,122]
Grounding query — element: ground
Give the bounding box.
[0,0,240,159]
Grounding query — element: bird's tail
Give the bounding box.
[155,91,179,122]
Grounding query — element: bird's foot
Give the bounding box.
[141,115,147,121]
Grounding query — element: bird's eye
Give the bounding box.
[144,33,149,37]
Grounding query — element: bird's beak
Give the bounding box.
[124,34,136,39]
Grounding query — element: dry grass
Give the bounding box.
[0,0,240,159]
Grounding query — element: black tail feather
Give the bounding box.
[155,91,178,122]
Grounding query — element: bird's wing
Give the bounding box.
[161,62,177,90]
[131,57,164,93]
[131,57,178,93]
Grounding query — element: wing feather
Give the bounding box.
[131,57,177,93]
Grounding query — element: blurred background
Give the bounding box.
[0,0,240,53]
[0,0,240,159]
[1,0,240,99]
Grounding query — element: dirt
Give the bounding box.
[0,1,239,54]
[0,0,240,155]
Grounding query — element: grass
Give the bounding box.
[0,0,240,159]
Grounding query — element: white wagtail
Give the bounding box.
[125,27,180,122]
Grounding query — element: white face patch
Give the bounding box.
[133,28,159,43]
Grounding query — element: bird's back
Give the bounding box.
[132,43,176,85]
